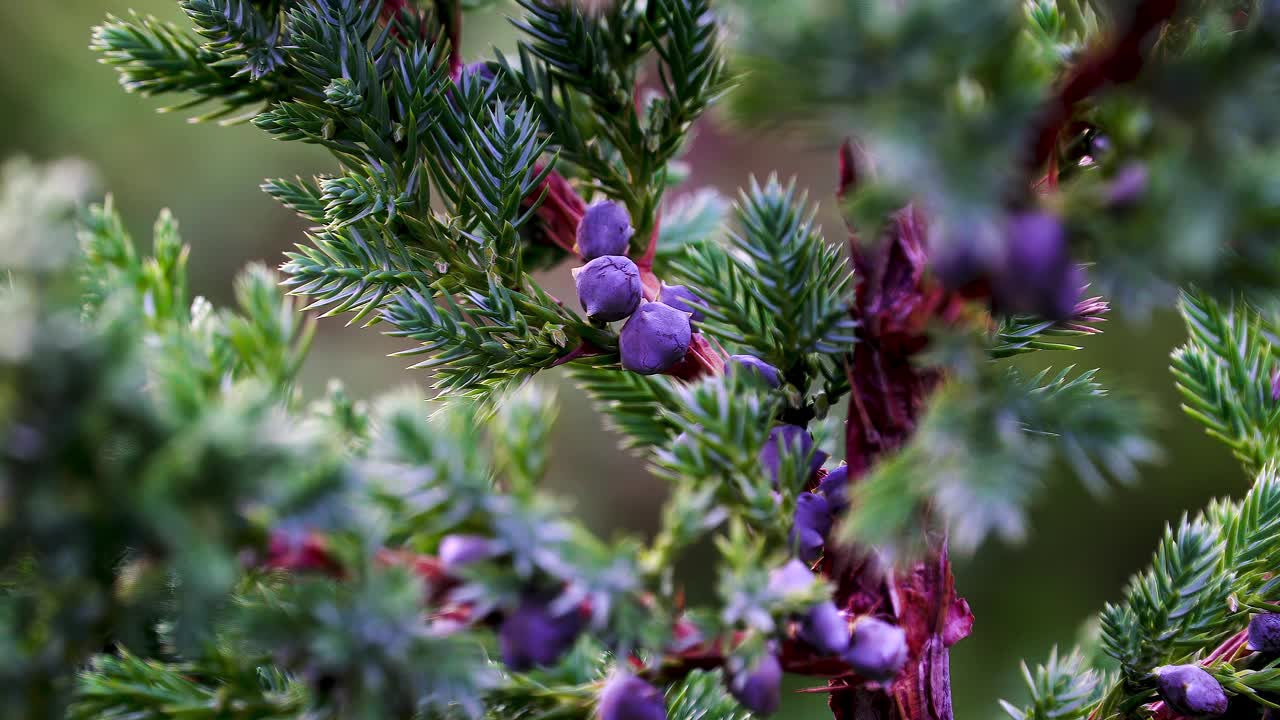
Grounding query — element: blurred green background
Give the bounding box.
[0,2,1248,717]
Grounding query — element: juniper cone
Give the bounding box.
[844,618,909,683]
[768,558,817,597]
[759,425,825,487]
[576,200,635,259]
[727,354,781,387]
[799,600,850,655]
[1248,613,1280,652]
[997,212,1082,321]
[598,674,667,720]
[818,465,851,514]
[657,283,706,322]
[790,492,833,563]
[728,652,782,716]
[438,534,497,572]
[498,598,584,671]
[1154,665,1229,718]
[619,302,692,374]
[575,256,642,322]
[459,60,496,82]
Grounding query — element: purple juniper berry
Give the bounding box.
[498,597,584,671]
[1249,613,1280,653]
[759,425,826,487]
[1153,665,1228,717]
[657,283,705,322]
[598,673,667,720]
[438,534,498,573]
[728,354,782,388]
[619,302,692,375]
[996,212,1083,321]
[575,256,642,322]
[844,617,908,683]
[789,492,832,563]
[577,200,635,259]
[799,600,849,655]
[728,651,782,716]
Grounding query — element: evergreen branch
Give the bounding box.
[652,188,729,275]
[1099,515,1232,673]
[91,13,284,121]
[843,365,1154,554]
[1171,291,1280,473]
[670,176,856,371]
[999,647,1108,720]
[570,361,682,452]
[182,0,289,80]
[989,296,1110,359]
[71,648,305,720]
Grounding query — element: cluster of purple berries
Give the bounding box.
[572,201,705,375]
[1150,613,1280,717]
[437,534,585,671]
[721,560,909,716]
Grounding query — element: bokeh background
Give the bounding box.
[0,2,1249,717]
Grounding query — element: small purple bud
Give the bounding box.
[619,302,693,375]
[790,493,832,562]
[598,674,667,720]
[997,212,1081,321]
[1106,163,1148,207]
[1249,613,1280,653]
[844,618,908,683]
[658,284,705,322]
[800,600,849,655]
[768,559,816,596]
[499,598,583,671]
[728,652,782,716]
[818,466,851,515]
[575,256,642,322]
[1271,369,1280,402]
[728,355,781,388]
[759,425,825,487]
[577,201,635,259]
[789,526,825,564]
[460,60,496,83]
[438,534,497,572]
[1153,665,1228,717]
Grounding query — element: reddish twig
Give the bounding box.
[1026,0,1179,175]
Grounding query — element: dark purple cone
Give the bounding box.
[438,534,497,572]
[996,212,1082,321]
[1106,163,1148,207]
[498,598,583,671]
[459,61,496,83]
[577,200,635,259]
[619,302,692,375]
[1154,665,1228,717]
[658,284,705,322]
[844,617,908,683]
[759,425,825,487]
[929,220,1001,291]
[1249,613,1280,652]
[789,493,832,562]
[728,652,782,716]
[767,559,816,596]
[818,465,851,514]
[598,674,667,720]
[799,600,849,655]
[575,256,642,322]
[789,525,825,564]
[728,354,781,388]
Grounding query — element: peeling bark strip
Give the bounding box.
[832,141,973,720]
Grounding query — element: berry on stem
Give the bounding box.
[1248,613,1280,653]
[577,200,635,259]
[759,425,825,487]
[575,256,642,322]
[598,674,667,720]
[658,283,706,322]
[789,493,832,563]
[1153,665,1228,718]
[818,465,850,514]
[619,302,692,375]
[844,617,908,683]
[728,651,782,716]
[799,600,849,655]
[498,597,584,671]
[995,212,1082,321]
[728,354,781,388]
